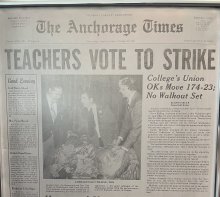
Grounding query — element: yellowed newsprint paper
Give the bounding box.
[0,6,219,197]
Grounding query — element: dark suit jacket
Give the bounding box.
[78,104,118,147]
[119,92,142,160]
[42,96,71,148]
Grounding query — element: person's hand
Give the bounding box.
[67,130,78,138]
[113,136,123,146]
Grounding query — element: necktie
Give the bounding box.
[50,103,57,122]
[91,105,101,138]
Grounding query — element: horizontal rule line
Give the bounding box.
[6,42,215,45]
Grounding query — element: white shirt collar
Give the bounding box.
[127,91,136,106]
[46,94,58,119]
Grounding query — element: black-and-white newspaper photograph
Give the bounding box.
[42,75,142,180]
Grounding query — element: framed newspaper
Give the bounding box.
[0,2,219,197]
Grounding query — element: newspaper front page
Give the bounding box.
[0,6,219,197]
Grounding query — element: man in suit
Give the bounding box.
[42,82,71,178]
[114,77,142,163]
[79,88,118,148]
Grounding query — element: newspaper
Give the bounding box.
[0,6,219,197]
